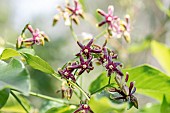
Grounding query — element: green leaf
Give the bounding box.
[18,48,35,55]
[45,105,76,113]
[22,53,55,74]
[1,94,30,113]
[151,40,170,75]
[138,104,160,113]
[0,59,30,95]
[161,95,170,113]
[0,48,20,60]
[123,64,170,101]
[88,72,115,95]
[0,88,10,109]
[89,95,126,113]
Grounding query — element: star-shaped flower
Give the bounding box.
[97,5,118,29]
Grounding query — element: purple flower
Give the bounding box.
[105,55,123,76]
[66,0,84,24]
[76,38,102,58]
[16,24,49,48]
[74,104,93,113]
[109,73,138,109]
[68,54,93,75]
[97,5,118,29]
[58,67,76,82]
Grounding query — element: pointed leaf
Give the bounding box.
[45,105,76,113]
[89,95,126,113]
[22,53,55,74]
[89,72,115,95]
[123,64,170,101]
[0,59,30,95]
[161,95,170,113]
[0,88,10,109]
[151,40,170,75]
[0,48,20,60]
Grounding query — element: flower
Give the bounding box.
[53,0,84,25]
[97,5,118,29]
[58,63,77,82]
[16,24,49,49]
[68,54,93,75]
[76,38,102,58]
[74,104,93,113]
[105,55,123,76]
[109,73,138,109]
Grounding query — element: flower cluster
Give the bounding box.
[109,73,138,109]
[16,24,49,49]
[53,0,84,26]
[97,5,131,42]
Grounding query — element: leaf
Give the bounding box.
[18,48,35,55]
[88,72,115,95]
[151,40,170,75]
[22,53,55,74]
[0,48,20,60]
[161,95,170,113]
[123,64,170,102]
[0,88,10,109]
[1,94,30,113]
[45,105,76,113]
[89,95,126,113]
[138,104,160,113]
[0,59,30,95]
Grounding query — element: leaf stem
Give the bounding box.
[10,91,29,113]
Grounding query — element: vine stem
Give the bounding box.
[69,23,78,41]
[94,29,107,40]
[52,73,90,101]
[10,91,29,113]
[29,92,77,105]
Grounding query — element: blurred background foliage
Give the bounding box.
[0,0,170,112]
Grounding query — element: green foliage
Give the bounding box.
[138,104,160,113]
[1,94,30,113]
[123,64,170,102]
[151,40,170,75]
[0,88,10,109]
[45,105,76,113]
[0,48,20,60]
[22,53,55,74]
[0,59,30,95]
[89,72,115,94]
[161,95,170,113]
[89,95,126,113]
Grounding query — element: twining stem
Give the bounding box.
[52,73,90,101]
[29,92,77,105]
[10,91,29,113]
[69,23,78,41]
[94,29,107,40]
